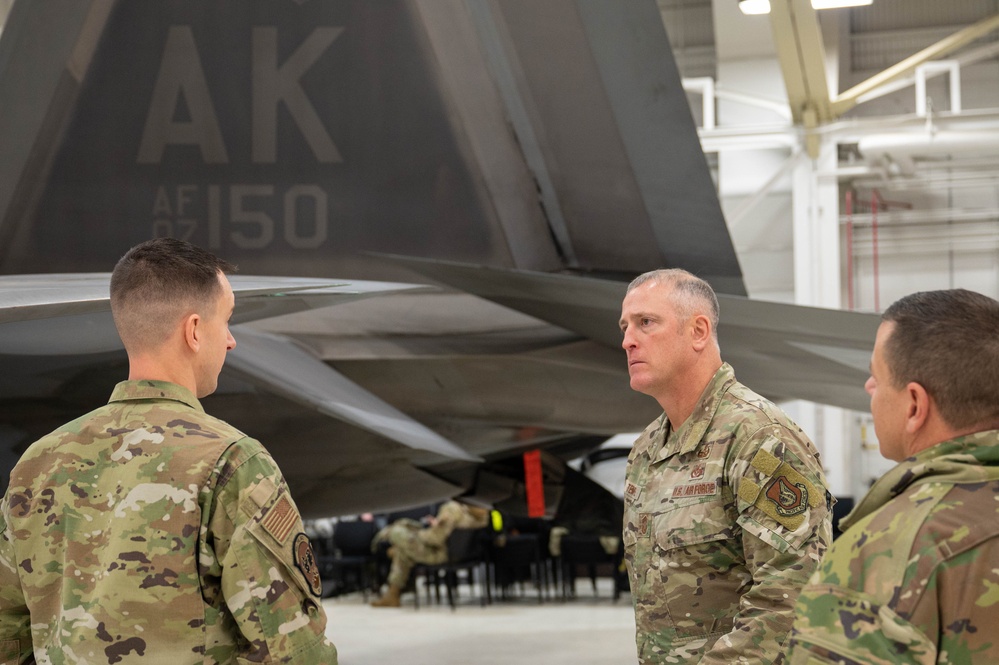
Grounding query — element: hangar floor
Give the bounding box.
[323,580,636,665]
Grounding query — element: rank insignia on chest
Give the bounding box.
[294,532,323,597]
[765,476,808,517]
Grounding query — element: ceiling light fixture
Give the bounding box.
[739,0,873,15]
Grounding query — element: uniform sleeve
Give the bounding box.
[420,501,462,548]
[786,581,936,665]
[701,430,833,665]
[788,486,999,664]
[0,498,34,664]
[206,439,338,665]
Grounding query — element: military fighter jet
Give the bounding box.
[0,0,878,517]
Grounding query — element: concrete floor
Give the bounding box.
[323,580,637,665]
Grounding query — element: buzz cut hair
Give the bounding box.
[627,268,720,337]
[881,288,999,431]
[110,238,236,352]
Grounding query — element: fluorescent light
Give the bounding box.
[739,0,873,14]
[811,0,872,8]
[739,0,771,14]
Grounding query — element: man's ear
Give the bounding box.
[690,314,713,351]
[904,382,931,434]
[183,313,201,352]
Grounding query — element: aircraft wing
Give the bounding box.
[0,273,425,354]
[0,0,874,518]
[0,275,486,512]
[380,256,879,413]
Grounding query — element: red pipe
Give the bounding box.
[845,190,854,311]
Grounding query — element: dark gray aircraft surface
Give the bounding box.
[0,0,879,517]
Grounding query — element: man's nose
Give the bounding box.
[621,328,635,350]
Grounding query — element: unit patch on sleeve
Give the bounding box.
[765,476,808,517]
[294,532,323,597]
[744,448,822,531]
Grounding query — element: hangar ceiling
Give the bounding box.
[657,0,999,310]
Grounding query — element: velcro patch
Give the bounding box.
[638,513,650,536]
[261,495,297,544]
[672,482,717,498]
[625,482,639,498]
[294,532,323,597]
[753,461,821,531]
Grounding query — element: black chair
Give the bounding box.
[326,520,378,599]
[414,527,491,610]
[558,533,624,601]
[490,532,548,603]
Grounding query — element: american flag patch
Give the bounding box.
[261,495,297,544]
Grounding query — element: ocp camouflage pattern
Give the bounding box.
[0,380,337,664]
[623,364,832,664]
[374,500,489,588]
[787,429,999,664]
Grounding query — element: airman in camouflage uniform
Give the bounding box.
[371,500,489,607]
[788,289,999,664]
[620,269,832,664]
[0,239,337,664]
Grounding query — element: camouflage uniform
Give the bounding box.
[375,500,489,588]
[623,364,832,664]
[0,380,338,665]
[788,430,999,664]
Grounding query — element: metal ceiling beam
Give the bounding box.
[832,12,999,116]
[768,0,832,156]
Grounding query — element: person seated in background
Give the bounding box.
[370,499,490,607]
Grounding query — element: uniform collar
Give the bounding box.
[108,379,205,413]
[841,429,999,530]
[653,363,736,462]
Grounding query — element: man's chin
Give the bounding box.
[629,376,653,395]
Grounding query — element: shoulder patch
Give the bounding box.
[261,495,297,544]
[765,476,808,517]
[747,449,822,531]
[294,533,323,597]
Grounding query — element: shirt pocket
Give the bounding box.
[652,497,749,639]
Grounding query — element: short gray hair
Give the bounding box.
[627,268,719,334]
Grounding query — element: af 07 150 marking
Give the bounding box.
[151,184,328,250]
